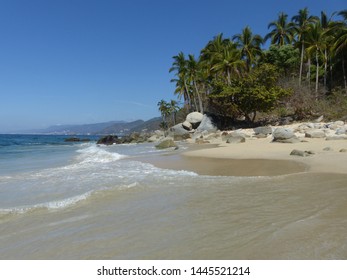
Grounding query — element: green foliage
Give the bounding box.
[261,45,300,75]
[157,99,181,129]
[209,64,292,122]
[168,8,347,126]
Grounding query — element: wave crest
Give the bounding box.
[76,145,126,164]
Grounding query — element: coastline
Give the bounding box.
[140,133,347,177]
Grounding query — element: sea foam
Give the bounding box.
[76,145,126,164]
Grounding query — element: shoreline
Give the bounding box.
[140,135,347,177]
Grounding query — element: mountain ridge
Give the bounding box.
[23,118,162,135]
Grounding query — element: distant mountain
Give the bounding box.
[96,120,145,135]
[129,117,162,133]
[97,118,162,134]
[26,118,162,135]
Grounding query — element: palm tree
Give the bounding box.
[210,42,246,85]
[320,11,336,92]
[157,100,170,125]
[291,8,318,86]
[332,10,347,92]
[232,26,263,71]
[168,100,180,125]
[200,33,230,63]
[187,54,204,113]
[169,52,191,109]
[306,21,326,95]
[265,12,294,46]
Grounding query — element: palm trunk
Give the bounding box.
[329,57,333,91]
[307,58,311,87]
[299,43,304,86]
[226,69,231,86]
[342,55,347,95]
[324,49,327,94]
[315,50,319,98]
[183,80,192,111]
[193,80,204,114]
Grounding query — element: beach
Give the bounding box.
[1,131,347,259]
[143,122,347,176]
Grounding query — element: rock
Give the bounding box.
[275,138,301,143]
[335,128,346,135]
[186,112,204,128]
[272,127,298,143]
[290,149,312,157]
[339,148,347,152]
[168,123,191,141]
[155,139,178,149]
[119,132,149,144]
[64,137,90,142]
[182,121,193,131]
[196,115,217,133]
[334,121,344,126]
[323,147,333,151]
[305,130,326,138]
[226,134,246,144]
[253,126,272,135]
[255,133,268,138]
[97,135,119,145]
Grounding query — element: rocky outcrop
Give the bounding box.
[64,137,90,142]
[196,115,218,133]
[97,135,119,145]
[168,123,191,141]
[97,132,152,145]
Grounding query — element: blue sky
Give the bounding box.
[0,0,345,132]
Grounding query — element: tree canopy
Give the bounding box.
[163,8,347,126]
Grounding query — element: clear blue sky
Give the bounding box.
[0,0,345,132]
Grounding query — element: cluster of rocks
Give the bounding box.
[96,112,347,152]
[96,132,154,145]
[169,112,217,141]
[64,137,90,142]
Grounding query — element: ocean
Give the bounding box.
[0,134,347,259]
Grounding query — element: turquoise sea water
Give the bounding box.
[1,134,347,259]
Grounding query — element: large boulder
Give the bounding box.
[182,121,193,131]
[226,134,246,144]
[186,112,204,128]
[155,139,178,150]
[272,128,295,141]
[97,135,119,145]
[335,127,346,135]
[196,115,217,133]
[305,130,326,138]
[253,126,272,135]
[168,123,191,141]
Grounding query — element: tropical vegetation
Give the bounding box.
[160,8,347,129]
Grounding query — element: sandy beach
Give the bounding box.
[143,124,347,176]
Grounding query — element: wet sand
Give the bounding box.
[141,136,347,176]
[142,153,308,176]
